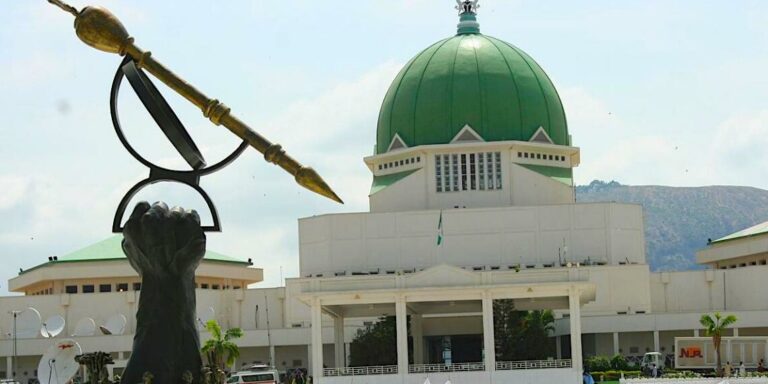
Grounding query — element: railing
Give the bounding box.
[408,362,485,373]
[495,359,572,370]
[323,365,398,377]
[324,360,570,377]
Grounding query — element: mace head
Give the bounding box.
[74,6,131,54]
[49,1,131,54]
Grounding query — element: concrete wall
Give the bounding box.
[650,266,768,313]
[509,163,574,207]
[299,202,646,278]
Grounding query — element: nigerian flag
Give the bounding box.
[436,210,444,246]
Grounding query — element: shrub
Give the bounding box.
[590,370,641,381]
[586,355,611,372]
[610,354,629,370]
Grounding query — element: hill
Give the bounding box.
[576,180,768,271]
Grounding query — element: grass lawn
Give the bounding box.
[597,381,620,384]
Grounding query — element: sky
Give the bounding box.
[0,1,767,294]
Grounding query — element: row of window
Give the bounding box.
[435,152,502,193]
[377,156,421,171]
[62,282,242,294]
[719,259,768,269]
[517,151,566,162]
[65,283,136,294]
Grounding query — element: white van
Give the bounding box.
[226,371,278,384]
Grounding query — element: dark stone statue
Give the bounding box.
[120,201,206,384]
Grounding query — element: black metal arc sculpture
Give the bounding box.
[110,56,248,233]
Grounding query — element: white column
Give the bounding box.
[395,295,408,376]
[412,314,424,364]
[613,332,620,356]
[310,297,323,379]
[482,292,496,371]
[569,289,583,374]
[5,356,11,379]
[556,336,562,359]
[733,328,739,337]
[693,329,700,337]
[307,344,312,372]
[269,344,276,367]
[653,331,660,352]
[334,315,345,368]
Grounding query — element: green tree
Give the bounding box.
[610,354,629,370]
[201,319,244,372]
[349,316,398,366]
[699,312,737,377]
[493,299,556,361]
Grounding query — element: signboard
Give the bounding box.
[675,337,768,369]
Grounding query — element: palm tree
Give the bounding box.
[202,319,244,373]
[699,312,737,377]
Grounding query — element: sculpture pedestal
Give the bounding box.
[120,202,205,384]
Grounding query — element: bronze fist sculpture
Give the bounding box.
[121,202,205,383]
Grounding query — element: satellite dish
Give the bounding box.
[196,306,215,330]
[99,314,127,335]
[14,307,42,339]
[41,315,66,338]
[37,339,81,384]
[72,317,96,337]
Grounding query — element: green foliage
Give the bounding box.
[493,299,555,360]
[589,370,641,381]
[700,312,738,337]
[201,319,244,371]
[585,356,612,372]
[610,354,629,370]
[699,312,737,376]
[349,316,398,366]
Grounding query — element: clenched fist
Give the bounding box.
[121,201,205,384]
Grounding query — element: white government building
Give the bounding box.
[3,5,768,384]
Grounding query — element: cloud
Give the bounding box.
[710,110,768,185]
[562,86,768,189]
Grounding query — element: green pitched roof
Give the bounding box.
[370,169,419,195]
[25,236,248,273]
[376,29,568,154]
[711,220,768,244]
[518,164,573,186]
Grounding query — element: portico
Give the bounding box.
[291,265,595,384]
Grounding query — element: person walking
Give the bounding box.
[758,359,765,372]
[724,361,732,377]
[739,361,746,377]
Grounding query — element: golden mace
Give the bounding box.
[48,0,343,204]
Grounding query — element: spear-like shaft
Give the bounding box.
[48,1,343,204]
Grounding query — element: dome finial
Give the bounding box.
[455,0,480,34]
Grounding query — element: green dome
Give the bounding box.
[376,25,568,154]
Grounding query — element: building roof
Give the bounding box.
[375,13,568,154]
[711,220,768,244]
[22,235,249,274]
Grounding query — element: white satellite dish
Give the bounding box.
[37,339,81,384]
[197,306,215,330]
[14,307,42,339]
[72,317,96,337]
[99,314,127,335]
[41,315,66,338]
